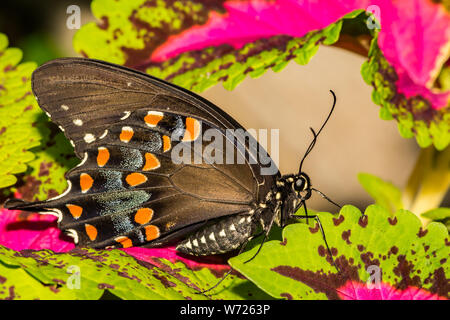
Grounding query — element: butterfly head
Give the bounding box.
[275,171,340,228]
[291,172,312,201]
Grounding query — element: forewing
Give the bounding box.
[10,58,281,248]
[33,58,260,155]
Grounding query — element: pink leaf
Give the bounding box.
[376,0,450,109]
[150,0,450,110]
[123,247,229,271]
[0,193,227,271]
[151,0,366,62]
[0,207,74,252]
[338,280,447,300]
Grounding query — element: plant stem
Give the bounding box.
[402,146,450,226]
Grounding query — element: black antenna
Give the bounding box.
[298,90,337,173]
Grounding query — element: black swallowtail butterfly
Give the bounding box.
[5,58,339,288]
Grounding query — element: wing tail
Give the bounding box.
[4,198,52,213]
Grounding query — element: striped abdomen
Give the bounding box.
[176,214,256,255]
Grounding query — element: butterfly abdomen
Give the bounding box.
[176,213,256,255]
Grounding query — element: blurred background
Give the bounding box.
[2,0,444,212]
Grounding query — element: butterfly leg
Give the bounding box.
[197,236,253,295]
[243,201,282,264]
[290,200,340,272]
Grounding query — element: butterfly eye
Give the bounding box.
[294,178,306,191]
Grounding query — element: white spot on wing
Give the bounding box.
[73,119,83,126]
[229,224,236,232]
[99,130,108,139]
[200,236,206,244]
[192,239,198,247]
[61,104,69,111]
[76,152,88,168]
[42,208,63,223]
[66,229,79,244]
[208,232,216,241]
[120,111,131,120]
[219,229,226,237]
[84,133,96,143]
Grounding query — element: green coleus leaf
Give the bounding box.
[73,0,358,92]
[0,245,271,300]
[144,23,342,92]
[0,33,45,189]
[357,172,403,213]
[143,20,344,92]
[73,0,223,66]
[422,207,450,220]
[229,204,449,300]
[361,34,450,151]
[21,131,78,201]
[422,208,450,231]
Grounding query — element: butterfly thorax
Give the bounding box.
[257,173,312,228]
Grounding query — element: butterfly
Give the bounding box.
[5,58,339,262]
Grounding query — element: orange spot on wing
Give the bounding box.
[143,153,160,171]
[163,135,171,152]
[120,127,134,143]
[134,208,154,225]
[144,225,160,241]
[97,147,110,167]
[85,224,97,241]
[144,112,163,127]
[126,172,147,186]
[66,204,83,219]
[182,117,200,141]
[115,236,133,248]
[80,173,94,193]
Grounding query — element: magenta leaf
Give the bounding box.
[74,0,450,149]
[376,0,450,109]
[151,0,365,62]
[150,0,450,113]
[338,280,447,300]
[0,200,74,252]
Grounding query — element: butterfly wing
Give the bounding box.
[7,58,279,249]
[33,58,252,154]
